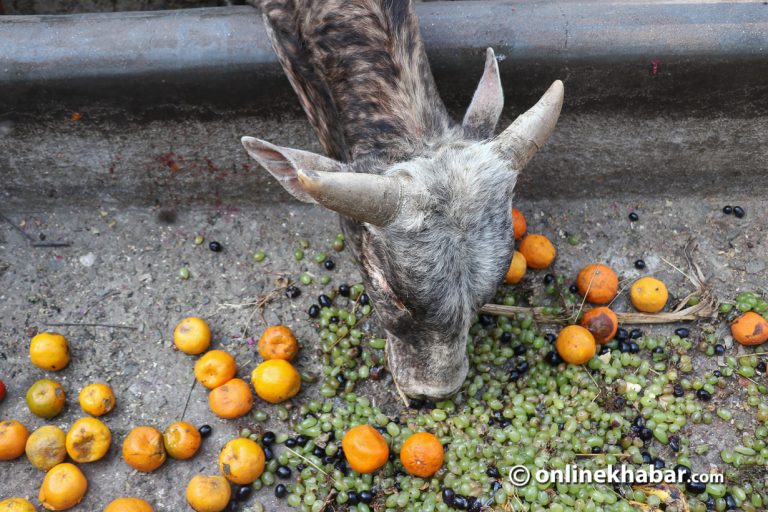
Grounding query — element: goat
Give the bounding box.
[242,0,563,399]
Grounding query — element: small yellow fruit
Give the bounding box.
[173,317,211,355]
[38,463,88,510]
[29,332,70,371]
[65,417,111,463]
[79,383,116,416]
[251,359,301,404]
[0,498,36,511]
[26,425,67,471]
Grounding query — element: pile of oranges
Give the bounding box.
[503,207,683,366]
[174,318,305,511]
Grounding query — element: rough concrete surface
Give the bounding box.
[0,192,766,509]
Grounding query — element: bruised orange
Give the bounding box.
[122,426,166,472]
[26,425,67,471]
[342,425,389,474]
[630,277,668,313]
[731,312,768,346]
[580,307,619,344]
[576,264,619,305]
[511,208,527,241]
[65,417,111,463]
[194,350,237,389]
[26,379,66,419]
[0,420,29,461]
[250,360,301,404]
[163,421,201,460]
[400,432,444,478]
[504,251,526,285]
[29,332,70,372]
[258,326,299,361]
[38,462,88,510]
[209,378,253,419]
[186,475,231,512]
[79,383,116,417]
[0,498,36,511]
[218,438,265,484]
[518,234,556,269]
[173,317,211,355]
[104,498,153,512]
[556,325,596,365]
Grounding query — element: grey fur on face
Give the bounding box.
[243,0,563,398]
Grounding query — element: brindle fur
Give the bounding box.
[247,0,560,398]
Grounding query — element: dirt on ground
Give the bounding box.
[0,194,765,509]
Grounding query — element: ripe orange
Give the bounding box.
[250,360,301,404]
[0,498,36,511]
[79,383,116,416]
[122,426,166,472]
[400,432,444,478]
[630,277,668,313]
[580,307,619,344]
[25,425,67,471]
[173,317,211,355]
[194,350,237,389]
[104,497,154,512]
[504,251,526,284]
[731,312,768,346]
[186,475,231,512]
[518,234,556,269]
[38,463,88,510]
[342,425,389,474]
[209,378,253,419]
[26,379,66,419]
[218,438,265,484]
[576,264,619,305]
[163,421,202,460]
[556,325,596,365]
[65,417,111,463]
[511,208,527,241]
[0,420,30,461]
[29,332,70,371]
[258,326,299,361]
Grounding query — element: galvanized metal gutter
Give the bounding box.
[2,2,768,111]
[1,2,767,207]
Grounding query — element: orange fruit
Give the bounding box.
[29,332,70,371]
[122,426,166,472]
[209,378,253,419]
[104,497,154,512]
[186,475,231,512]
[194,350,237,389]
[556,325,596,365]
[504,251,527,284]
[399,432,444,478]
[511,208,527,241]
[342,425,389,474]
[65,417,111,463]
[576,264,619,305]
[630,277,668,313]
[518,234,556,269]
[731,312,768,346]
[173,317,211,355]
[26,425,67,471]
[163,421,202,460]
[258,326,299,361]
[250,360,301,404]
[0,498,36,511]
[218,438,265,484]
[79,383,116,417]
[26,379,66,419]
[0,420,30,460]
[38,462,88,510]
[580,307,619,344]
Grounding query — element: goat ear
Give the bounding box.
[241,136,345,203]
[462,48,504,139]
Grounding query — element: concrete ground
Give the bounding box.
[0,192,765,509]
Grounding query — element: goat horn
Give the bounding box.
[494,80,564,168]
[297,169,402,226]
